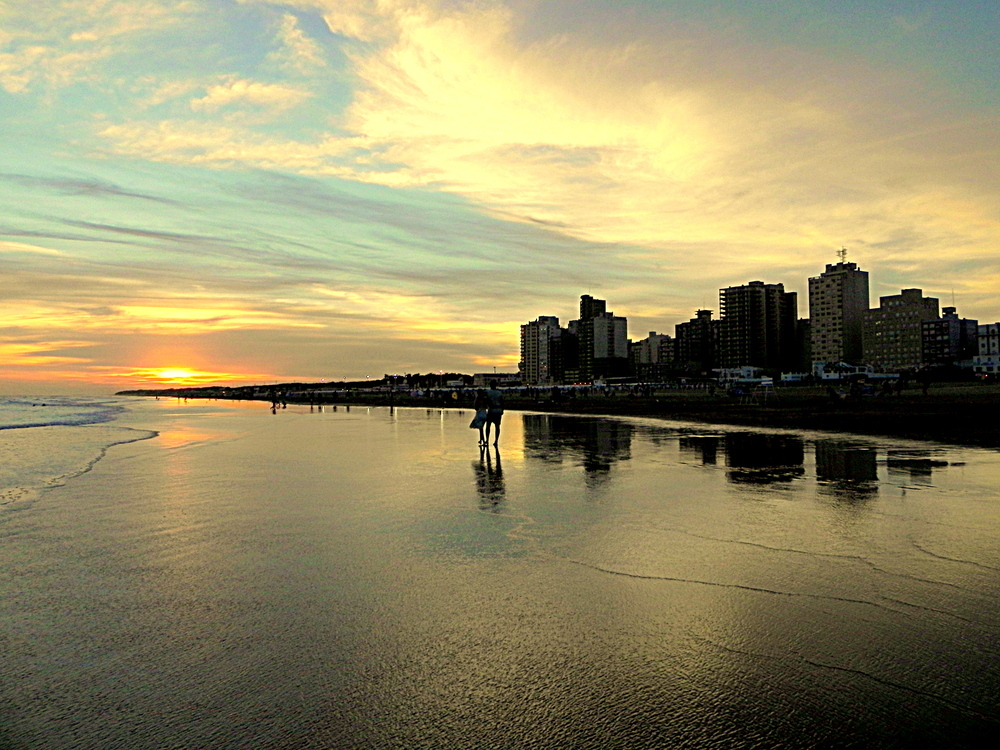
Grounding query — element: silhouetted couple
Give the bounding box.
[470,380,504,446]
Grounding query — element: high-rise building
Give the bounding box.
[675,309,719,374]
[572,295,628,381]
[632,331,675,382]
[718,280,798,371]
[579,294,607,321]
[921,307,978,367]
[519,316,563,385]
[808,261,869,365]
[863,288,939,371]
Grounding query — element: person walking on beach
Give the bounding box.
[470,389,489,445]
[484,380,504,447]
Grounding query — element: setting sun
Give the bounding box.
[127,367,260,387]
[153,368,200,382]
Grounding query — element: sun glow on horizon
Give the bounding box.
[126,367,274,387]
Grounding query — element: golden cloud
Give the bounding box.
[0,0,189,93]
[189,78,313,113]
[0,298,323,334]
[0,339,95,366]
[270,13,327,73]
[0,241,66,256]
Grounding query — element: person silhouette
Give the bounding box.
[484,380,504,447]
[470,389,489,445]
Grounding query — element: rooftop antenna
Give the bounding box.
[837,246,848,263]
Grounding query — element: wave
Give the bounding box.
[0,397,153,511]
[0,396,126,431]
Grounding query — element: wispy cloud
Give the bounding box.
[269,13,327,74]
[0,0,189,93]
[0,338,95,366]
[0,172,181,204]
[0,240,65,256]
[189,77,313,114]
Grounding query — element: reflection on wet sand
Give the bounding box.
[724,433,805,484]
[815,441,879,501]
[521,414,959,502]
[679,436,718,465]
[886,450,950,484]
[522,414,632,483]
[472,446,505,509]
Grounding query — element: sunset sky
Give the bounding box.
[2,0,998,392]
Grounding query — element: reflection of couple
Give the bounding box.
[470,380,504,446]
[473,444,504,507]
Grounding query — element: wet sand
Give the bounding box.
[3,399,999,748]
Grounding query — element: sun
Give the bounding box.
[117,366,278,387]
[147,367,210,385]
[156,368,198,380]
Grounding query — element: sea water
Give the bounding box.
[2,399,999,748]
[0,397,156,506]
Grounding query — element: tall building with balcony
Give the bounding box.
[718,280,798,371]
[519,315,564,385]
[808,261,869,365]
[862,288,939,371]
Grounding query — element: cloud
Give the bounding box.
[0,240,65,256]
[269,13,327,74]
[0,0,190,93]
[189,78,313,114]
[96,120,364,174]
[0,338,95,366]
[94,0,1000,285]
[0,172,180,204]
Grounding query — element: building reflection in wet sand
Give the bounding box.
[815,440,879,501]
[521,414,955,499]
[723,432,805,484]
[522,414,632,483]
[886,450,950,484]
[679,435,718,465]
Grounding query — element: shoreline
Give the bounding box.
[126,382,1000,450]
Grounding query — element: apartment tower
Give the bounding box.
[519,315,563,385]
[718,281,798,371]
[863,289,939,371]
[808,260,870,365]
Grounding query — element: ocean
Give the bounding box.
[2,396,999,747]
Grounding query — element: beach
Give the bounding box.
[3,397,1000,747]
[153,380,1000,449]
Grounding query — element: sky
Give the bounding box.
[1,0,998,393]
